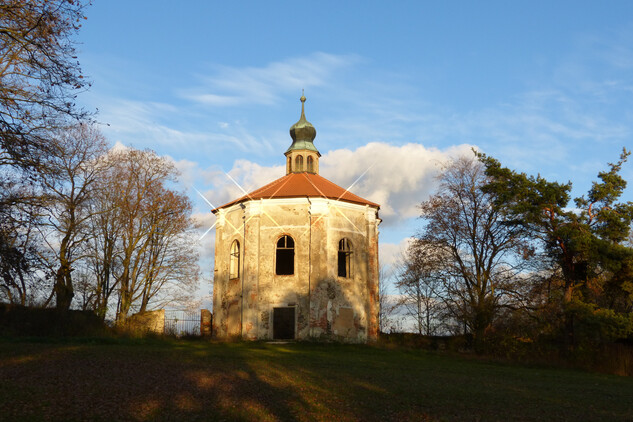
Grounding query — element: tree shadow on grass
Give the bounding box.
[0,339,426,421]
[0,339,318,421]
[1,339,632,421]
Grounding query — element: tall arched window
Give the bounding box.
[338,238,352,278]
[276,235,295,275]
[307,156,314,173]
[295,155,303,172]
[229,240,240,279]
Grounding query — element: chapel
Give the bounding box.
[212,95,380,342]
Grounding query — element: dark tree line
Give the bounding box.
[397,151,633,352]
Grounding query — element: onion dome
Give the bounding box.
[286,93,319,154]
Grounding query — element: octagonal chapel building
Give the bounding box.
[212,96,380,342]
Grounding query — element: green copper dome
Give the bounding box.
[286,94,319,154]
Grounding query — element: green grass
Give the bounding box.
[0,337,631,421]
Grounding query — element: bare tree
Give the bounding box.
[416,155,531,350]
[378,264,398,334]
[135,189,199,313]
[0,0,90,169]
[39,123,108,310]
[395,241,445,335]
[0,183,50,305]
[73,267,97,311]
[91,148,198,322]
[85,162,124,320]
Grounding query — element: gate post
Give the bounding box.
[201,309,212,337]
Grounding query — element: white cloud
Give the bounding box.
[191,212,215,231]
[170,157,199,189]
[190,212,216,285]
[380,238,412,269]
[96,98,212,148]
[182,52,360,107]
[109,141,129,153]
[195,142,473,226]
[94,95,278,156]
[198,160,285,210]
[320,142,474,223]
[89,40,633,216]
[89,50,633,189]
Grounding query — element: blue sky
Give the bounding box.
[75,1,633,301]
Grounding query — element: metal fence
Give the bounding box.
[164,310,200,336]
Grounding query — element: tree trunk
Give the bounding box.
[54,224,75,311]
[473,325,487,354]
[95,266,111,321]
[562,282,576,351]
[54,265,74,311]
[117,279,132,322]
[472,298,493,354]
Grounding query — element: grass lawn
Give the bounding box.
[0,337,631,421]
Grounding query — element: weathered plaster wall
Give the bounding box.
[212,197,380,343]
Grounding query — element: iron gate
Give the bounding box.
[164,310,200,336]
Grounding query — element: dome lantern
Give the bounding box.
[285,92,320,174]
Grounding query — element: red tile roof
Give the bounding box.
[213,172,380,212]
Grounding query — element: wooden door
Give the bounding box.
[273,307,295,339]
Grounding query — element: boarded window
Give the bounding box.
[229,240,240,279]
[333,307,355,337]
[276,235,295,275]
[338,238,352,278]
[307,156,314,173]
[295,155,303,172]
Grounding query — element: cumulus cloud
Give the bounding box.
[109,141,129,153]
[380,238,413,269]
[197,142,473,225]
[170,157,200,189]
[320,142,474,223]
[190,212,216,284]
[191,212,215,231]
[200,160,285,210]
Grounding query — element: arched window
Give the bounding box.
[287,156,291,173]
[295,155,303,172]
[307,156,314,173]
[276,235,295,275]
[338,238,352,278]
[229,240,240,279]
